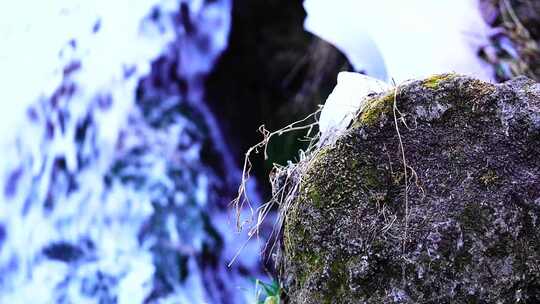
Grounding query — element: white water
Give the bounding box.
[318,72,391,143]
[304,0,494,83]
[0,0,262,303]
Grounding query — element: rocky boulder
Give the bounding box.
[277,74,540,303]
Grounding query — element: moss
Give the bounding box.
[295,252,324,287]
[298,140,388,211]
[350,158,360,170]
[391,171,405,186]
[422,73,457,89]
[309,187,323,207]
[356,92,396,126]
[323,260,348,303]
[459,202,489,233]
[283,208,312,257]
[478,169,499,186]
[359,165,382,190]
[301,147,332,209]
[309,146,331,167]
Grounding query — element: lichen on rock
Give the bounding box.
[275,74,540,303]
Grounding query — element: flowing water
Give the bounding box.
[0,0,262,303]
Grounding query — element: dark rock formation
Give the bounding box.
[278,74,540,303]
[206,0,351,195]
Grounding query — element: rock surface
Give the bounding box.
[277,74,540,303]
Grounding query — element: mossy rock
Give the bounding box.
[277,75,540,303]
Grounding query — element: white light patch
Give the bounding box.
[319,72,391,141]
[304,0,494,83]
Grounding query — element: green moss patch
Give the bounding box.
[422,73,457,89]
[357,92,395,126]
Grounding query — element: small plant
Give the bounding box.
[254,279,280,304]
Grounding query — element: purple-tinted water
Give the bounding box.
[0,0,263,303]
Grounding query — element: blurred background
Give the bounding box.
[0,0,538,303]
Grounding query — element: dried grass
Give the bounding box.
[228,108,322,266]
